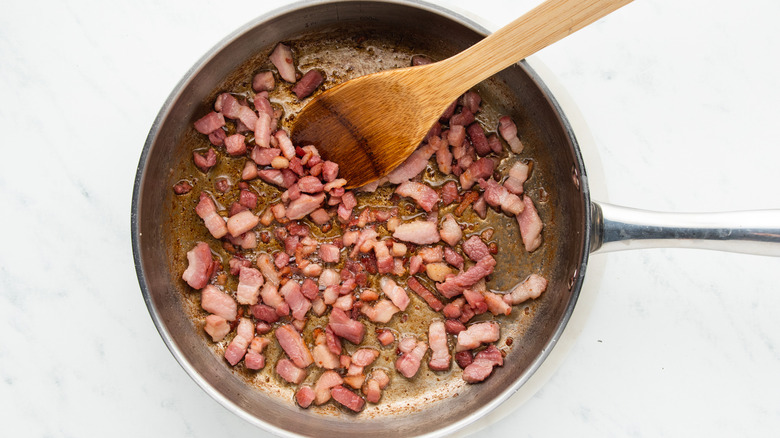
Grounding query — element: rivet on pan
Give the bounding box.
[571,166,581,191]
[568,268,579,290]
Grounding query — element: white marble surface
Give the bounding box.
[2,0,780,436]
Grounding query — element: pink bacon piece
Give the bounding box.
[319,243,340,263]
[195,192,228,239]
[395,181,439,212]
[227,210,259,237]
[461,235,490,262]
[379,277,410,311]
[224,318,254,366]
[360,299,400,323]
[406,277,444,312]
[182,241,214,290]
[331,385,365,412]
[286,193,326,220]
[455,321,500,352]
[253,71,275,92]
[314,370,344,405]
[201,285,237,321]
[428,321,451,371]
[517,195,543,252]
[296,386,315,408]
[439,214,462,247]
[385,142,438,184]
[373,240,394,275]
[484,290,512,316]
[292,69,324,99]
[270,42,297,83]
[328,308,365,345]
[392,220,440,245]
[436,255,497,298]
[204,314,230,342]
[444,246,464,269]
[459,157,494,190]
[276,324,313,368]
[395,337,428,378]
[479,178,524,216]
[466,122,491,156]
[236,266,264,305]
[254,112,272,148]
[297,175,324,193]
[503,161,529,195]
[498,115,523,153]
[462,345,504,383]
[312,330,340,369]
[504,273,548,305]
[276,358,307,384]
[224,134,247,156]
[280,280,311,321]
[194,111,225,135]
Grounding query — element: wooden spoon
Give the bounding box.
[291,0,633,188]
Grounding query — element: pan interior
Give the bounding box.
[133,1,589,436]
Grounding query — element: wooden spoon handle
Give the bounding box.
[436,0,633,89]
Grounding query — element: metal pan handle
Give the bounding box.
[590,202,780,256]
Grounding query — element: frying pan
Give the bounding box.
[131,1,780,436]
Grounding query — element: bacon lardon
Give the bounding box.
[195,192,227,239]
[275,324,313,368]
[236,266,264,305]
[328,308,365,345]
[201,285,237,321]
[462,345,504,383]
[504,273,548,305]
[455,321,500,352]
[436,255,497,298]
[182,242,214,290]
[395,181,439,212]
[203,314,230,342]
[428,321,451,371]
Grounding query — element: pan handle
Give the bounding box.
[589,202,780,256]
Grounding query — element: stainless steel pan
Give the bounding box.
[131,1,780,436]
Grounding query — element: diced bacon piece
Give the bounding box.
[445,318,466,334]
[343,373,366,390]
[204,314,230,342]
[441,180,460,205]
[257,253,280,286]
[398,337,418,353]
[408,255,423,276]
[313,370,344,405]
[245,351,266,370]
[201,285,237,321]
[312,330,340,369]
[455,350,474,369]
[296,386,315,408]
[517,196,543,252]
[280,281,311,321]
[504,273,548,305]
[395,338,428,378]
[321,161,339,182]
[412,54,433,66]
[482,290,511,316]
[487,134,502,154]
[225,318,254,366]
[208,128,226,147]
[395,181,439,212]
[462,345,504,383]
[443,246,464,269]
[349,228,378,258]
[462,235,490,262]
[310,208,331,225]
[223,134,246,156]
[435,137,453,175]
[253,71,275,92]
[377,329,395,346]
[426,262,454,282]
[450,107,475,126]
[297,175,324,193]
[479,178,524,216]
[328,308,365,345]
[459,157,494,190]
[379,277,410,311]
[318,268,341,289]
[275,324,313,368]
[331,385,365,412]
[498,115,523,153]
[504,161,529,194]
[333,294,354,311]
[254,92,273,117]
[428,321,451,371]
[386,142,437,184]
[251,147,280,166]
[473,195,488,219]
[373,240,394,274]
[406,277,444,311]
[455,321,500,352]
[257,169,291,188]
[251,303,279,323]
[236,266,264,305]
[173,180,193,195]
[300,278,319,301]
[286,193,326,220]
[391,242,407,257]
[238,189,258,210]
[274,130,296,160]
[254,112,273,149]
[448,124,466,148]
[260,282,288,316]
[351,348,380,367]
[466,122,491,156]
[439,214,462,247]
[360,299,400,323]
[216,93,241,118]
[461,90,481,114]
[292,69,324,99]
[436,255,497,298]
[363,378,382,404]
[463,289,488,315]
[182,241,214,289]
[195,192,228,239]
[194,111,225,135]
[325,326,342,356]
[226,210,259,237]
[392,220,440,245]
[315,243,338,264]
[276,358,307,384]
[236,106,259,134]
[270,43,297,83]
